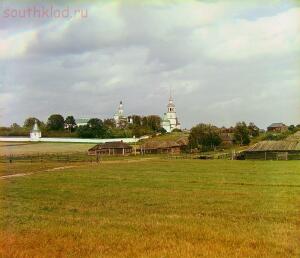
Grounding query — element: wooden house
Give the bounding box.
[88,141,133,156]
[140,140,181,154]
[267,123,288,133]
[243,140,300,160]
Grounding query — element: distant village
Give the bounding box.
[75,93,181,133]
[0,92,299,160]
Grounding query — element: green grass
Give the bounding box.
[1,160,300,257]
[0,142,95,156]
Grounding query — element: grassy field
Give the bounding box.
[0,159,300,257]
[0,142,95,156]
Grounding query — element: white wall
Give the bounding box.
[0,137,140,143]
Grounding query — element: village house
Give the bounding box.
[243,140,300,160]
[140,138,188,154]
[140,141,181,154]
[88,141,133,156]
[267,123,288,133]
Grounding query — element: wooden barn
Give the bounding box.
[140,140,181,154]
[267,123,288,133]
[88,141,133,156]
[243,140,300,160]
[175,137,189,151]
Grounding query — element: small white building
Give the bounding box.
[114,101,132,128]
[162,94,181,133]
[30,120,42,141]
[75,118,89,127]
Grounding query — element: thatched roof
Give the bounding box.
[287,131,300,141]
[175,137,189,146]
[268,123,287,128]
[141,140,180,150]
[246,140,300,152]
[89,141,132,151]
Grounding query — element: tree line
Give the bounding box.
[188,122,259,151]
[188,122,300,151]
[0,114,166,138]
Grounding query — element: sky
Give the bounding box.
[0,0,299,129]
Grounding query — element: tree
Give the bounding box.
[103,118,116,129]
[47,114,65,131]
[77,118,108,138]
[141,117,148,127]
[288,124,296,132]
[131,115,142,127]
[76,125,94,138]
[234,122,250,145]
[146,115,161,131]
[65,116,77,132]
[188,123,221,151]
[24,117,42,128]
[158,127,167,134]
[172,128,182,132]
[11,123,21,129]
[248,122,260,137]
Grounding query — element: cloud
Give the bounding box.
[0,29,36,59]
[0,0,299,128]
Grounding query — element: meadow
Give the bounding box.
[0,142,95,156]
[0,159,300,257]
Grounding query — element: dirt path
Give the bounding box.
[0,158,157,180]
[0,166,77,179]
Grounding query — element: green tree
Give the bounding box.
[47,114,65,131]
[103,118,116,129]
[77,118,108,138]
[131,115,142,127]
[234,122,250,145]
[141,117,148,127]
[10,123,21,129]
[248,122,260,137]
[188,123,221,151]
[23,117,42,128]
[147,115,161,131]
[158,127,167,134]
[288,125,296,132]
[65,116,77,132]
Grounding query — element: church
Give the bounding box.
[162,94,181,133]
[113,101,132,128]
[113,94,181,132]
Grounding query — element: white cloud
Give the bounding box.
[0,30,36,59]
[201,7,300,60]
[0,1,299,128]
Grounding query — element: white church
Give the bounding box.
[113,101,132,128]
[161,94,181,132]
[113,93,181,133]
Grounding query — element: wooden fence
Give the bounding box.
[244,152,300,160]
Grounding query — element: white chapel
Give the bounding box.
[30,120,42,141]
[162,93,181,133]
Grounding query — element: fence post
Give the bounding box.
[265,152,267,160]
